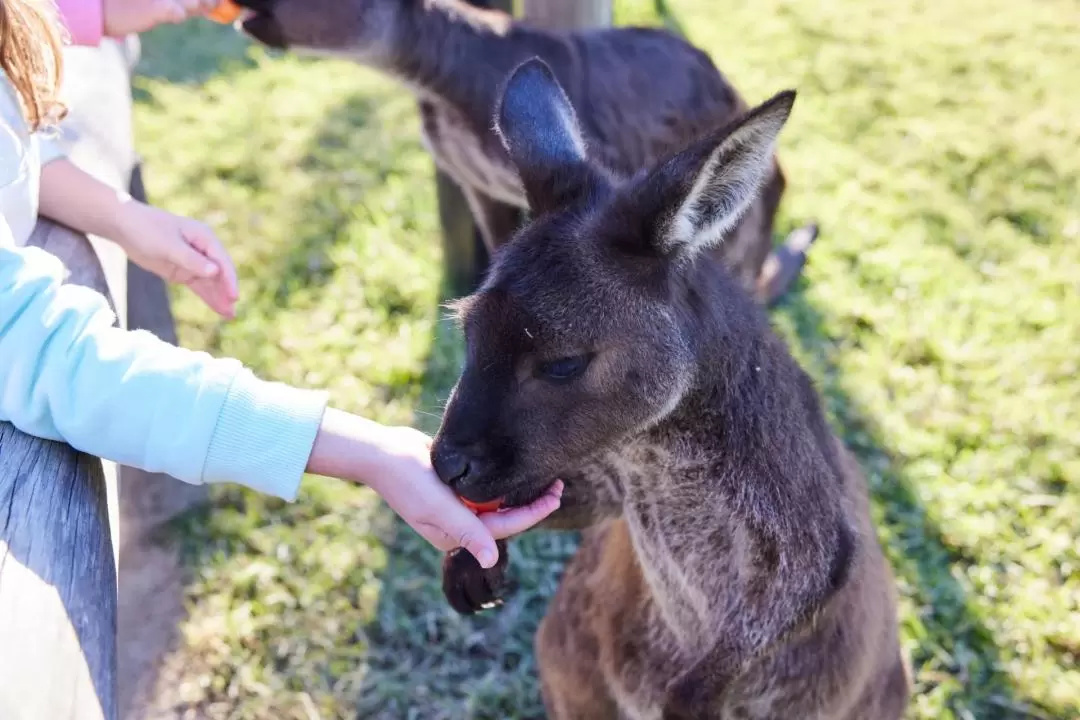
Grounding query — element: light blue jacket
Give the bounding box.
[1,73,326,501]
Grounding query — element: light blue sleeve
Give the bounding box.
[0,218,328,501]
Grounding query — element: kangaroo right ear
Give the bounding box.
[495,58,594,215]
[661,90,794,260]
[612,90,795,264]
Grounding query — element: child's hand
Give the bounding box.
[117,202,239,318]
[103,0,218,36]
[367,425,564,568]
[306,411,563,568]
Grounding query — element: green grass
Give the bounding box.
[132,0,1078,717]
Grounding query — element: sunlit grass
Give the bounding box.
[134,1,1078,716]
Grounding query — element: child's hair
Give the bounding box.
[0,0,66,130]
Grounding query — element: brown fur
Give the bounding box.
[429,60,908,718]
[234,0,816,304]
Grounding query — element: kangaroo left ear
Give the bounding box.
[630,90,796,262]
[495,58,596,215]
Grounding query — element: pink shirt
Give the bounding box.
[55,0,104,47]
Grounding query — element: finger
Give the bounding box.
[189,278,236,319]
[452,517,499,569]
[184,225,239,300]
[200,274,238,313]
[168,238,219,280]
[210,244,238,300]
[481,481,564,539]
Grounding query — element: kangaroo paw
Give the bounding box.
[755,223,820,306]
[441,539,510,615]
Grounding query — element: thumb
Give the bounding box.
[481,481,563,539]
[456,520,499,569]
[169,240,219,279]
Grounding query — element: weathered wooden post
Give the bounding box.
[0,36,206,720]
[522,0,612,30]
[436,170,490,296]
[57,37,211,720]
[0,221,120,720]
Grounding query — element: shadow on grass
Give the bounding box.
[365,209,1061,718]
[768,238,1055,720]
[261,91,382,307]
[135,4,1069,716]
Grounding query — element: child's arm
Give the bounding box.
[39,157,239,317]
[53,0,220,46]
[0,215,322,500]
[0,217,561,564]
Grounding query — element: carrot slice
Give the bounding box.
[460,497,503,514]
[207,0,243,23]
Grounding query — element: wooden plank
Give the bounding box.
[16,36,207,720]
[0,425,118,720]
[53,38,210,720]
[0,220,119,720]
[522,0,613,30]
[436,168,490,296]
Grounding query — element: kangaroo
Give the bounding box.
[428,59,908,719]
[235,0,817,304]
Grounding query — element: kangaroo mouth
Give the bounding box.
[459,477,557,512]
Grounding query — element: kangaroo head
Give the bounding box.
[236,0,509,62]
[235,0,405,57]
[430,58,795,507]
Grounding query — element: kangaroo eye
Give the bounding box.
[537,354,592,383]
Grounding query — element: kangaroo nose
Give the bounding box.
[431,443,472,487]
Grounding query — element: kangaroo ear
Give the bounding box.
[495,58,593,215]
[633,90,795,262]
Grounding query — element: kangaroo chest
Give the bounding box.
[579,519,687,719]
[539,443,795,720]
[551,519,804,720]
[416,100,524,208]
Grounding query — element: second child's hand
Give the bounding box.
[102,0,219,36]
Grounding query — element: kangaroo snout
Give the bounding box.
[430,437,503,502]
[430,441,472,487]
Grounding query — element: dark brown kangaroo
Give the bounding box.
[236,0,817,304]
[429,59,908,719]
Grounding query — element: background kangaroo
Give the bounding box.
[428,59,908,718]
[235,0,817,304]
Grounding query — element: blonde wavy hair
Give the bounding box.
[0,0,66,130]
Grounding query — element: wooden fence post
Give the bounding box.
[434,0,516,297]
[0,221,120,720]
[521,0,613,30]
